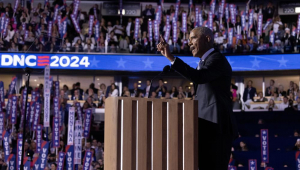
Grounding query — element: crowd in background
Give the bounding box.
[0,1,299,54]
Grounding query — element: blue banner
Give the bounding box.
[36,125,42,153]
[297,14,300,34]
[8,154,16,170]
[29,102,36,128]
[37,141,49,169]
[83,151,93,169]
[257,14,263,36]
[0,81,3,110]
[88,15,94,37]
[0,113,3,140]
[195,8,199,27]
[23,157,31,170]
[32,103,40,131]
[57,152,65,170]
[248,159,257,170]
[296,151,300,170]
[182,12,187,33]
[83,109,92,137]
[17,137,22,170]
[148,20,153,42]
[154,20,159,41]
[11,95,17,124]
[228,166,237,170]
[65,145,75,170]
[55,81,60,97]
[172,21,177,43]
[3,130,10,162]
[53,117,60,147]
[1,53,300,72]
[164,24,171,42]
[261,129,269,163]
[134,18,139,40]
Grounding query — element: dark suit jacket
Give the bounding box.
[243,87,257,102]
[129,88,142,97]
[171,51,237,137]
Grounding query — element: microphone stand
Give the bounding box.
[20,68,31,170]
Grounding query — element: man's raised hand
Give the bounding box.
[157,35,174,62]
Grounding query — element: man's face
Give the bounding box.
[146,80,150,86]
[248,81,252,87]
[283,97,288,103]
[86,142,91,149]
[188,30,205,57]
[92,140,97,147]
[270,80,274,86]
[159,80,163,86]
[134,83,138,89]
[185,87,189,92]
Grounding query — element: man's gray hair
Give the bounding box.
[192,27,214,46]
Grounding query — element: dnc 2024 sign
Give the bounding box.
[0,52,299,71]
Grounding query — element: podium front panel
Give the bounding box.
[104,97,198,170]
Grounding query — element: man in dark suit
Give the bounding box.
[265,79,278,96]
[129,82,142,97]
[243,80,257,102]
[157,27,238,170]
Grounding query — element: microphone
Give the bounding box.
[149,65,170,98]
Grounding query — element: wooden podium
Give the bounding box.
[104,97,198,170]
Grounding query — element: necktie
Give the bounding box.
[197,59,203,70]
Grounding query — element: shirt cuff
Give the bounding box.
[170,57,176,65]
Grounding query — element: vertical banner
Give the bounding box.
[29,102,35,128]
[225,3,229,23]
[292,26,296,37]
[199,10,203,27]
[164,24,171,42]
[182,12,187,33]
[269,31,274,45]
[73,0,80,16]
[83,109,92,137]
[210,0,216,14]
[57,15,62,33]
[55,81,59,97]
[65,145,75,170]
[263,19,272,33]
[83,151,93,169]
[52,117,60,148]
[228,166,237,170]
[16,134,22,170]
[172,21,177,43]
[261,129,269,163]
[11,95,17,124]
[0,81,4,110]
[154,20,159,41]
[32,103,40,131]
[48,21,52,37]
[208,12,213,30]
[32,157,39,170]
[220,0,225,18]
[57,152,65,170]
[23,157,31,170]
[13,0,19,13]
[36,125,42,153]
[296,151,300,170]
[228,28,233,44]
[24,30,29,40]
[134,18,139,39]
[195,7,199,27]
[3,130,10,162]
[38,141,49,169]
[61,17,67,38]
[257,14,263,36]
[8,154,16,170]
[53,5,59,22]
[174,3,180,22]
[2,17,10,37]
[74,120,82,164]
[249,159,257,170]
[155,5,162,24]
[67,107,75,145]
[88,15,94,37]
[94,20,100,42]
[53,97,60,120]
[31,91,36,102]
[248,9,254,30]
[241,11,246,31]
[71,14,81,33]
[0,113,3,140]
[44,65,50,127]
[189,0,193,12]
[166,15,170,24]
[229,4,236,25]
[297,14,300,34]
[148,20,153,42]
[75,102,82,122]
